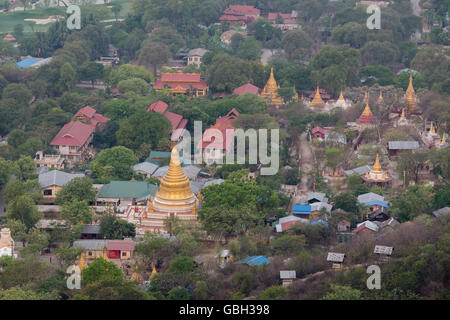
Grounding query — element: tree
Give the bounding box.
[281,29,313,61]
[0,258,56,289]
[391,185,434,222]
[333,192,359,213]
[111,4,122,21]
[325,148,343,169]
[235,37,261,61]
[91,146,139,181]
[6,195,41,230]
[258,286,288,300]
[108,64,153,87]
[398,41,418,67]
[271,234,306,254]
[77,279,152,300]
[0,157,12,185]
[55,177,97,205]
[168,287,191,300]
[248,18,281,42]
[138,41,171,75]
[0,38,16,56]
[61,200,92,225]
[116,111,171,151]
[135,234,173,264]
[2,83,32,107]
[13,156,35,181]
[80,62,104,87]
[358,65,394,86]
[0,98,28,135]
[331,22,367,48]
[117,78,150,95]
[55,245,83,269]
[82,258,124,286]
[100,211,136,239]
[411,47,448,88]
[167,255,195,274]
[394,71,426,91]
[58,62,77,91]
[0,287,58,300]
[360,41,399,66]
[396,151,429,185]
[3,179,41,204]
[321,285,362,300]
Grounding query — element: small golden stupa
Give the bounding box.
[405,74,416,111]
[103,246,109,261]
[151,264,158,279]
[131,262,143,283]
[361,152,392,184]
[430,121,436,135]
[338,90,344,101]
[310,86,325,107]
[378,91,383,102]
[261,66,283,106]
[400,108,406,120]
[144,146,198,232]
[78,252,87,271]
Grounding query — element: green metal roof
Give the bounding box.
[98,181,157,199]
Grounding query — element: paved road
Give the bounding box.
[290,132,314,207]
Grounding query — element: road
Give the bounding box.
[291,132,314,206]
[410,0,421,16]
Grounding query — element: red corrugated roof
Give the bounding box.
[224,5,260,16]
[50,121,95,147]
[233,83,260,95]
[154,79,208,90]
[160,73,201,82]
[147,100,169,113]
[107,240,135,251]
[75,106,110,124]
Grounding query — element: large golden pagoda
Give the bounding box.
[361,152,392,185]
[261,66,283,106]
[143,146,198,232]
[310,86,325,107]
[405,74,416,111]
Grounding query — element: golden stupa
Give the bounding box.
[338,90,344,101]
[405,74,416,111]
[261,66,283,106]
[310,86,325,107]
[151,264,158,279]
[144,146,198,232]
[378,91,383,102]
[103,246,109,261]
[442,133,446,144]
[430,121,436,135]
[361,152,392,184]
[131,262,143,283]
[400,108,406,120]
[78,252,87,271]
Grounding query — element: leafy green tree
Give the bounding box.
[0,258,56,289]
[82,258,124,286]
[80,62,104,87]
[6,195,41,230]
[333,192,358,213]
[0,157,12,185]
[7,129,27,149]
[109,64,153,87]
[91,146,138,181]
[235,37,261,61]
[135,234,173,264]
[21,229,50,255]
[116,110,171,151]
[13,156,36,181]
[322,285,362,300]
[248,18,281,42]
[398,41,418,67]
[433,183,450,209]
[138,41,171,75]
[61,200,92,225]
[3,179,41,204]
[167,255,195,274]
[55,245,84,269]
[168,287,191,300]
[58,62,77,91]
[331,22,367,48]
[360,41,399,66]
[100,212,136,239]
[411,47,448,88]
[77,279,152,300]
[394,71,426,91]
[325,148,343,170]
[0,98,27,135]
[396,150,428,185]
[281,29,313,61]
[391,185,434,222]
[358,65,394,86]
[55,177,97,205]
[271,234,306,254]
[0,287,59,300]
[2,83,32,107]
[258,286,288,300]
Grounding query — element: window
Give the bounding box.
[43,189,52,196]
[88,251,93,256]
[122,252,127,257]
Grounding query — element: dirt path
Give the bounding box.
[297,132,314,194]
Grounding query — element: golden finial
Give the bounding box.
[103,246,109,260]
[430,121,436,135]
[338,90,344,101]
[371,152,383,174]
[131,262,143,283]
[378,91,383,102]
[442,133,446,144]
[364,90,368,102]
[78,252,87,271]
[362,100,373,116]
[151,264,158,278]
[406,74,416,111]
[310,86,324,107]
[400,108,406,120]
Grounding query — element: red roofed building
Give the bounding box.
[50,121,95,167]
[74,106,110,131]
[147,100,188,142]
[233,83,261,96]
[3,33,16,42]
[197,109,240,163]
[220,5,260,27]
[311,126,329,140]
[267,12,300,31]
[107,240,135,260]
[153,73,208,97]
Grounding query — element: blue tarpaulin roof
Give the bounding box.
[236,256,270,266]
[363,200,389,208]
[17,58,38,69]
[292,204,311,215]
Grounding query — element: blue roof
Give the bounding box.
[311,219,329,227]
[236,256,270,266]
[363,200,389,208]
[293,204,311,215]
[17,58,38,69]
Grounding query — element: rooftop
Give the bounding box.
[39,170,85,188]
[97,181,157,199]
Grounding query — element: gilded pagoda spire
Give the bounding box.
[406,74,416,111]
[78,252,87,271]
[362,100,373,117]
[131,262,143,283]
[442,133,446,144]
[364,90,368,102]
[261,66,283,105]
[430,121,436,135]
[371,152,383,174]
[151,264,158,279]
[400,107,406,120]
[103,246,109,261]
[378,91,383,102]
[310,86,324,107]
[338,90,344,101]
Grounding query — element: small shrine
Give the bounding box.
[361,153,392,186]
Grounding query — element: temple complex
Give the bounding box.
[154,73,208,97]
[141,146,200,233]
[261,67,283,107]
[358,100,376,127]
[405,74,416,111]
[361,153,392,186]
[310,86,325,108]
